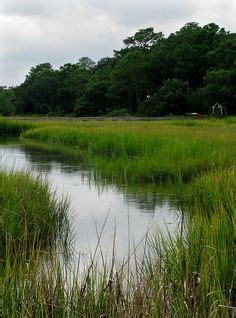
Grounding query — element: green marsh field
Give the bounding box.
[0,117,235,317]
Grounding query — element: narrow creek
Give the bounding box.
[0,139,182,260]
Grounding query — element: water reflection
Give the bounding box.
[0,140,182,258]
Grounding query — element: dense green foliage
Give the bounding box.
[1,22,236,116]
[0,87,16,116]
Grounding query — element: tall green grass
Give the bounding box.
[22,119,235,183]
[0,118,37,136]
[0,171,70,262]
[142,168,235,317]
[1,168,235,317]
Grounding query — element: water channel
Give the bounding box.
[0,139,182,261]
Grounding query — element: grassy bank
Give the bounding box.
[21,118,236,183]
[0,171,69,262]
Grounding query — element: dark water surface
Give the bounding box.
[0,140,181,259]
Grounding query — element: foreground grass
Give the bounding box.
[144,168,235,317]
[0,171,70,262]
[1,167,235,317]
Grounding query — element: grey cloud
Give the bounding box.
[0,0,235,86]
[81,0,195,27]
[1,0,70,17]
[1,0,51,16]
[1,0,195,25]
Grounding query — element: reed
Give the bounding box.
[0,118,37,136]
[142,167,235,317]
[1,167,234,317]
[0,171,70,262]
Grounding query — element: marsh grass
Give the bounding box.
[22,140,186,210]
[143,168,235,317]
[0,171,70,262]
[0,117,235,317]
[1,167,235,317]
[0,119,36,136]
[22,118,235,183]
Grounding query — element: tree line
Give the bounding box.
[1,22,236,116]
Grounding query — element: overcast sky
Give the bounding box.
[0,0,235,86]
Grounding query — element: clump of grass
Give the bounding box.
[141,167,235,317]
[0,119,37,136]
[0,171,70,261]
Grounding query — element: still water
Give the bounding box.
[0,140,181,259]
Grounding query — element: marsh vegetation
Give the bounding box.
[0,117,235,317]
